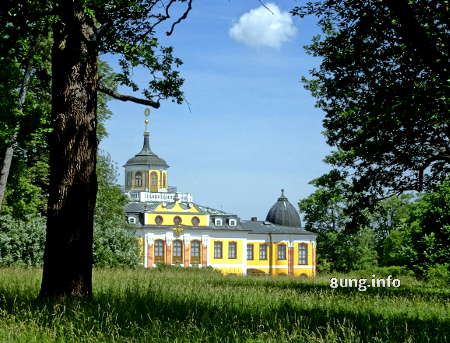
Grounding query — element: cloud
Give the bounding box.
[229,3,297,49]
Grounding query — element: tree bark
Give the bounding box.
[40,1,98,298]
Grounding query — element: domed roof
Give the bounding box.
[125,132,169,168]
[265,189,301,227]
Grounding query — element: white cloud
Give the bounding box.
[229,3,297,49]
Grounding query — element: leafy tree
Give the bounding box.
[94,153,138,267]
[2,0,193,297]
[405,179,450,275]
[292,0,449,206]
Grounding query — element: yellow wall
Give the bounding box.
[129,169,168,191]
[137,237,144,264]
[209,239,244,265]
[145,202,208,226]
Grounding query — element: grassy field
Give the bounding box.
[0,267,448,343]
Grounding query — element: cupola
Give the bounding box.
[265,189,301,227]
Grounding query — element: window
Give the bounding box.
[277,244,286,260]
[229,219,237,226]
[154,240,164,263]
[155,215,163,225]
[247,244,254,260]
[173,240,183,264]
[191,240,201,264]
[299,243,308,265]
[214,241,223,259]
[173,216,182,225]
[126,172,131,186]
[191,216,200,226]
[128,217,136,224]
[135,172,142,187]
[150,171,158,192]
[163,173,166,188]
[259,244,267,260]
[214,218,223,226]
[228,242,237,259]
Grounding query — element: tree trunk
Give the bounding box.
[0,61,33,210]
[40,1,98,298]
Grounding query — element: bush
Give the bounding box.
[0,214,46,266]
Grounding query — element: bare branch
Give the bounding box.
[98,85,160,108]
[166,0,192,36]
[258,0,274,14]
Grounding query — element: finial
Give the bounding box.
[144,108,150,132]
[281,189,285,197]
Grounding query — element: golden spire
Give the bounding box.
[144,108,150,132]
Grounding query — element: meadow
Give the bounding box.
[0,267,448,343]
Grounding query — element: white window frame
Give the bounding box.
[215,218,223,226]
[229,219,237,226]
[128,217,136,224]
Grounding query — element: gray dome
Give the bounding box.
[265,189,301,227]
[125,132,169,168]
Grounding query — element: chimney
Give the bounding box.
[251,217,257,222]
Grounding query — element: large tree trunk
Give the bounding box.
[40,1,98,298]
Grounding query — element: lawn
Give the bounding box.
[0,267,448,342]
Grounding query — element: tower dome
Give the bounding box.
[124,132,169,168]
[265,189,301,227]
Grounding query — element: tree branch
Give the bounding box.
[98,86,160,108]
[166,0,192,36]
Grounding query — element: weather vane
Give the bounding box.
[144,108,150,132]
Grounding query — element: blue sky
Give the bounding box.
[100,1,331,221]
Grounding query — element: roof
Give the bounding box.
[241,220,315,235]
[265,189,301,227]
[124,132,169,168]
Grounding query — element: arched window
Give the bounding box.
[154,240,165,263]
[155,215,163,225]
[150,171,158,192]
[135,172,142,187]
[173,240,183,264]
[299,243,308,265]
[191,216,200,226]
[191,240,201,264]
[173,216,182,225]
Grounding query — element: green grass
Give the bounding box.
[0,267,448,342]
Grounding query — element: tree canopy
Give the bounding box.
[292,0,449,203]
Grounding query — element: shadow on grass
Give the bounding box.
[0,285,448,343]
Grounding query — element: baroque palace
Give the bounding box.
[124,114,317,277]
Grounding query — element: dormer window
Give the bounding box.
[214,218,223,226]
[229,219,237,226]
[128,217,136,224]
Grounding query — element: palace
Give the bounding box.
[124,115,317,277]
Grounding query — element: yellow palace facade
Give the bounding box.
[124,121,317,277]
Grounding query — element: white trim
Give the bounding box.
[210,263,244,268]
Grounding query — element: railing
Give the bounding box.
[126,191,193,203]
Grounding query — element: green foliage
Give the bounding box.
[317,229,378,273]
[0,214,46,266]
[0,268,448,342]
[93,153,139,267]
[403,180,450,275]
[292,0,449,203]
